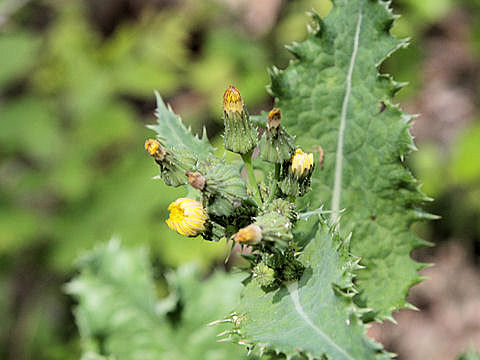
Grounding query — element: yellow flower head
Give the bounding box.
[291,148,314,177]
[166,198,207,237]
[267,108,281,131]
[144,139,165,161]
[223,86,244,114]
[234,224,262,245]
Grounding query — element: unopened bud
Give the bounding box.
[186,171,206,190]
[267,108,281,131]
[144,139,166,161]
[223,85,244,115]
[222,86,258,155]
[234,224,262,245]
[259,108,295,163]
[199,162,248,217]
[291,148,314,178]
[252,262,275,287]
[279,148,315,197]
[253,212,292,249]
[267,198,297,224]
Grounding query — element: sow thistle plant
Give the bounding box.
[145,86,317,284]
[69,1,433,359]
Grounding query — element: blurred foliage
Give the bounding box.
[66,240,253,360]
[0,0,480,358]
[0,0,323,357]
[458,348,480,360]
[411,120,480,242]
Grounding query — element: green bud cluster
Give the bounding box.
[189,157,256,241]
[145,87,323,285]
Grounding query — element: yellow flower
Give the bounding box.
[223,86,244,114]
[291,148,314,177]
[234,224,262,245]
[166,198,207,236]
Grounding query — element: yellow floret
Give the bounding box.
[144,138,165,161]
[223,86,244,114]
[166,198,208,237]
[145,139,160,155]
[291,148,314,177]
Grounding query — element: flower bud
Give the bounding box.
[259,109,295,163]
[266,108,281,131]
[266,198,297,224]
[201,161,248,216]
[186,171,206,190]
[252,262,276,287]
[291,148,314,178]
[144,139,197,187]
[223,85,244,114]
[254,212,293,249]
[222,86,258,155]
[144,139,166,161]
[235,211,293,250]
[166,198,208,237]
[279,148,315,197]
[234,224,262,245]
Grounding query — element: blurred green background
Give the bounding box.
[0,0,479,359]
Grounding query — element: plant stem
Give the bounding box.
[267,163,281,204]
[241,152,262,206]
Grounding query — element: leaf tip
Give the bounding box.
[306,10,325,37]
[285,42,302,60]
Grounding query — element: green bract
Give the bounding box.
[201,161,249,216]
[258,109,296,164]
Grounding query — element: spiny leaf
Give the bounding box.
[148,91,214,161]
[226,219,391,360]
[272,0,431,320]
[66,239,253,360]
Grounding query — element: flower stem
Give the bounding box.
[241,151,262,206]
[267,163,281,204]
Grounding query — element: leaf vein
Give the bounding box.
[287,282,355,360]
[331,9,363,224]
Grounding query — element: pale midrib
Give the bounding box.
[331,10,363,224]
[287,283,355,360]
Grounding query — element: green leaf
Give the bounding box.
[272,0,430,320]
[66,240,253,360]
[226,219,391,360]
[0,31,40,87]
[148,92,214,162]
